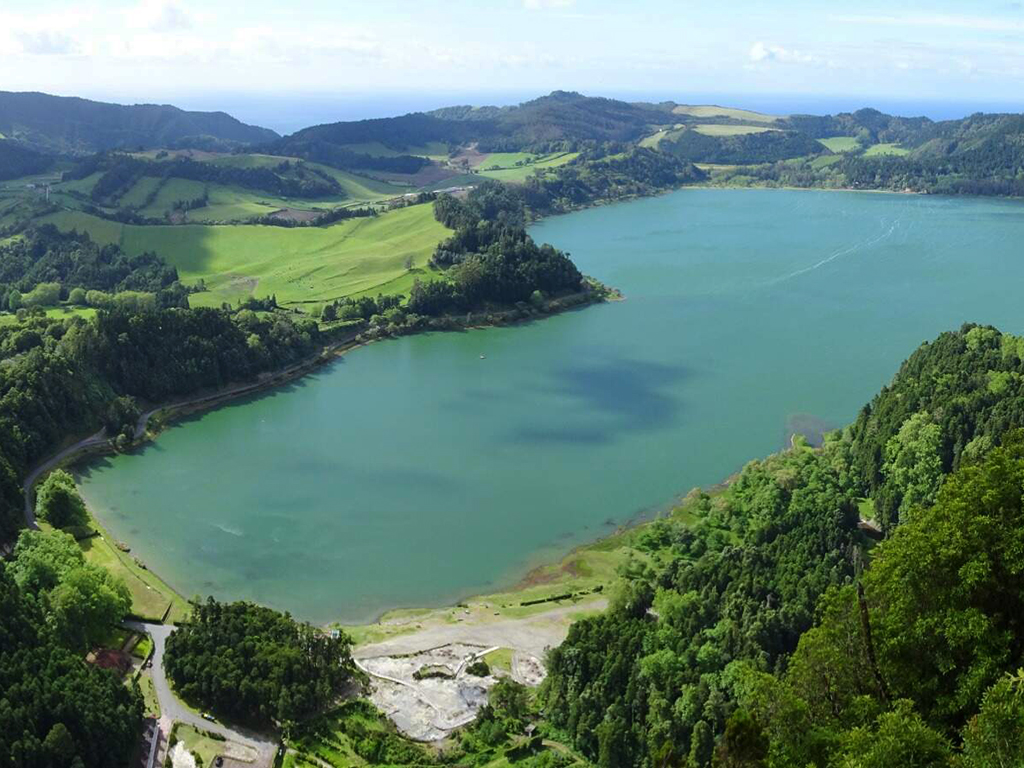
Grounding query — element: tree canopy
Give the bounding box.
[164,598,357,727]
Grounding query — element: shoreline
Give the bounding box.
[18,284,616,626]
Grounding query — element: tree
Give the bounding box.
[68,287,88,305]
[688,720,714,767]
[9,529,131,650]
[35,469,89,528]
[9,529,84,591]
[712,710,768,768]
[43,723,76,765]
[832,701,950,768]
[49,564,131,650]
[961,671,1024,767]
[8,289,22,311]
[882,412,942,523]
[0,563,142,768]
[164,598,356,727]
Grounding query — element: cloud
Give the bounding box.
[128,0,193,32]
[523,0,576,9]
[748,41,814,64]
[15,30,78,55]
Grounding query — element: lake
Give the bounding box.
[77,188,1024,624]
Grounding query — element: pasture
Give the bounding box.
[78,525,188,622]
[864,143,910,157]
[810,154,844,169]
[818,136,861,153]
[475,152,579,182]
[692,124,777,136]
[42,203,452,307]
[673,104,780,123]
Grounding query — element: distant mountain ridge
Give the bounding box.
[0,91,279,156]
[268,91,671,165]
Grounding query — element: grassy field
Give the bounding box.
[57,172,103,196]
[41,203,451,306]
[473,152,536,169]
[118,176,163,208]
[138,178,207,218]
[811,154,845,169]
[673,104,780,123]
[864,142,910,157]
[692,124,777,136]
[818,136,861,153]
[476,152,579,182]
[77,514,190,622]
[0,306,97,326]
[176,725,225,766]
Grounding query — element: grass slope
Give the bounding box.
[692,124,777,136]
[864,142,910,157]
[78,520,189,622]
[41,204,451,307]
[476,152,579,182]
[817,136,860,153]
[673,104,780,123]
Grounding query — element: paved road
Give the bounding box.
[22,428,107,528]
[126,621,278,767]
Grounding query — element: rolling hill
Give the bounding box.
[0,91,279,156]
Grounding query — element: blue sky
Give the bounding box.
[3,0,1024,115]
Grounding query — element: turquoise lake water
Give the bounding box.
[77,188,1024,624]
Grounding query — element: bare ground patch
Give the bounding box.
[357,643,541,741]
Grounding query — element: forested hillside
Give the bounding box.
[0,139,53,180]
[0,91,278,155]
[542,324,1024,767]
[268,91,672,170]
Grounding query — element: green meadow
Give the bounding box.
[42,203,451,307]
[818,136,861,153]
[475,152,579,182]
[672,104,780,123]
[692,124,776,136]
[864,142,910,157]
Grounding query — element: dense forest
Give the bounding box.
[0,139,53,180]
[164,598,356,727]
[660,129,824,165]
[541,324,1024,766]
[0,225,180,305]
[0,534,142,768]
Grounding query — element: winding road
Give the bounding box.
[22,428,107,529]
[126,621,278,767]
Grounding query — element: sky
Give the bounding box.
[4,0,1024,130]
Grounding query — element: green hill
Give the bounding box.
[0,90,278,156]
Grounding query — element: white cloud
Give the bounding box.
[15,30,78,55]
[127,0,193,32]
[748,41,814,64]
